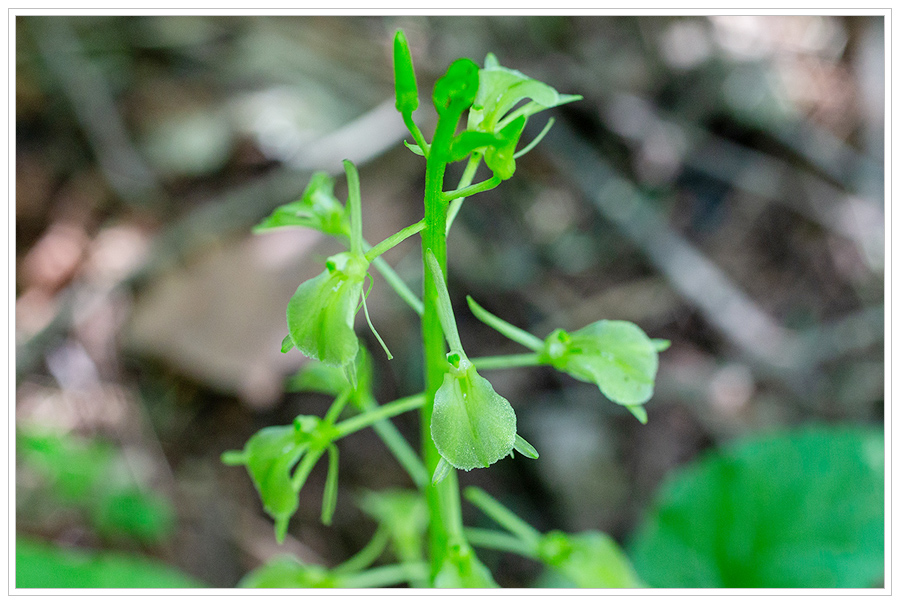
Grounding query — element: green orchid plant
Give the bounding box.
[224,29,664,588]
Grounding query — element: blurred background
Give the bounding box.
[14,14,884,588]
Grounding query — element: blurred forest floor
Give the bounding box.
[14,15,884,587]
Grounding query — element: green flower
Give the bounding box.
[253,171,349,237]
[425,252,532,473]
[541,321,659,422]
[431,356,517,472]
[467,53,581,135]
[222,414,341,542]
[221,422,312,542]
[285,251,368,368]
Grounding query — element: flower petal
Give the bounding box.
[431,366,516,471]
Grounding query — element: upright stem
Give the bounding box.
[421,111,466,579]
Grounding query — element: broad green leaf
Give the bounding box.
[434,544,499,588]
[91,489,175,544]
[18,430,176,544]
[433,58,480,117]
[285,252,368,368]
[253,172,349,237]
[239,556,337,588]
[222,425,309,542]
[542,320,658,407]
[628,425,885,588]
[17,431,116,503]
[16,537,203,588]
[430,363,516,471]
[537,530,644,588]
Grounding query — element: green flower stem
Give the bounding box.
[421,106,467,579]
[362,393,429,487]
[323,389,352,425]
[321,445,340,525]
[464,527,538,559]
[365,219,426,263]
[292,448,325,492]
[334,393,425,439]
[371,256,423,316]
[340,562,429,588]
[471,353,543,371]
[334,229,423,316]
[446,152,482,234]
[441,174,501,203]
[333,525,391,575]
[403,112,430,158]
[466,296,545,351]
[464,487,543,548]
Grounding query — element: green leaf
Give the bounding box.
[542,320,659,407]
[430,361,517,471]
[254,171,349,237]
[286,252,368,368]
[433,57,480,117]
[434,543,499,588]
[239,556,338,588]
[222,425,309,542]
[17,430,176,544]
[537,531,644,588]
[16,537,204,588]
[91,489,175,544]
[17,430,116,504]
[628,425,885,588]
